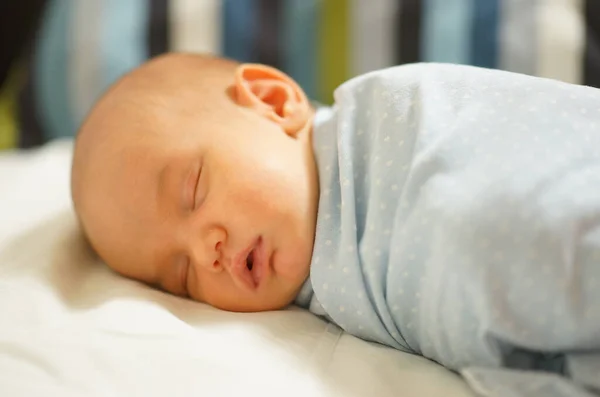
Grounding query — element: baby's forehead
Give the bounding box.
[87,97,177,149]
[82,71,227,176]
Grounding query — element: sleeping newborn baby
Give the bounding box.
[71,53,600,397]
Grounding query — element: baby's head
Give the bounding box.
[71,53,319,312]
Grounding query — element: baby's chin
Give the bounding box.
[209,292,296,313]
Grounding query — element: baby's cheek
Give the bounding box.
[275,236,311,281]
[190,267,227,301]
[186,270,204,303]
[229,177,287,217]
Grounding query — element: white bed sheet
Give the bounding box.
[0,140,474,397]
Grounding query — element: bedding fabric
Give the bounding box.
[0,140,473,396]
[302,63,600,396]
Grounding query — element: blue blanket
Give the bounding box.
[296,63,600,396]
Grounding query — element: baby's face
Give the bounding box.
[76,58,319,312]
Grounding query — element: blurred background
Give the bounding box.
[0,0,598,150]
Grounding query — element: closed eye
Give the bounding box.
[185,159,203,211]
[191,166,202,210]
[192,160,207,211]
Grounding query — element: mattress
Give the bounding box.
[0,140,474,397]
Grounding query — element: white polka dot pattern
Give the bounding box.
[294,64,600,386]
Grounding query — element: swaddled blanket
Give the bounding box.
[295,63,600,396]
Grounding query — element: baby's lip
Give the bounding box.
[249,237,268,288]
[231,238,261,292]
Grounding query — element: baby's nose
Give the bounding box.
[206,226,226,253]
[193,226,227,272]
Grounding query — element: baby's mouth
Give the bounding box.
[246,249,255,271]
[244,238,264,287]
[232,239,264,291]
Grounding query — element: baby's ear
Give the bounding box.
[234,64,311,137]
